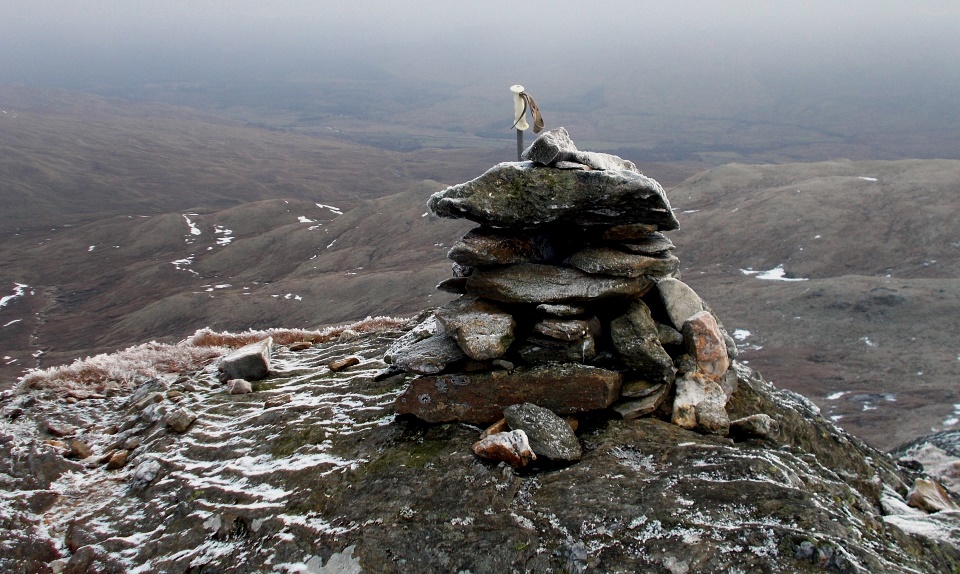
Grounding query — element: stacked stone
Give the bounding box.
[392,128,739,442]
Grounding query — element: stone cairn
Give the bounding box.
[390,128,759,467]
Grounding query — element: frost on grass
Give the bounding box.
[15,316,407,395]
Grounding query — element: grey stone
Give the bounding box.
[907,478,960,513]
[730,414,779,440]
[227,379,253,394]
[428,162,678,230]
[467,263,653,304]
[568,247,680,278]
[435,277,467,294]
[620,232,675,255]
[656,323,685,346]
[621,378,665,399]
[536,303,587,317]
[448,227,551,266]
[658,278,704,331]
[516,334,596,365]
[434,296,515,361]
[521,127,638,172]
[133,458,161,483]
[613,383,670,420]
[521,127,578,165]
[601,223,660,241]
[610,300,676,384]
[219,338,272,381]
[533,318,591,342]
[391,333,466,375]
[165,407,197,433]
[503,403,582,462]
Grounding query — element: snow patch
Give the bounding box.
[214,225,233,246]
[741,265,808,282]
[182,215,202,236]
[826,392,848,400]
[858,177,878,182]
[297,216,315,223]
[0,283,29,308]
[732,329,751,341]
[3,319,22,327]
[315,203,343,215]
[88,245,96,252]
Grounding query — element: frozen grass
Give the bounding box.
[15,316,406,395]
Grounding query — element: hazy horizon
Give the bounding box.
[3,1,960,163]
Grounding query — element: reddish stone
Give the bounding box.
[682,311,730,379]
[328,356,361,372]
[395,363,622,424]
[472,430,536,469]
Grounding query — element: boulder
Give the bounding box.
[434,296,515,361]
[467,263,653,304]
[536,303,587,317]
[427,162,678,230]
[610,301,676,384]
[219,338,272,381]
[471,430,536,469]
[568,247,679,278]
[503,403,582,462]
[395,363,622,424]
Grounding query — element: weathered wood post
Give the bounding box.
[510,84,544,161]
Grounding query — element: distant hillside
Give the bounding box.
[2,88,958,450]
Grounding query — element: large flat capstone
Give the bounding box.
[394,363,622,424]
[427,162,678,230]
[466,263,653,304]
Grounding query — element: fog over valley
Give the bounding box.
[3,1,960,165]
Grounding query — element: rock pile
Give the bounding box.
[392,128,759,464]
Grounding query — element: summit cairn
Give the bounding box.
[392,128,742,461]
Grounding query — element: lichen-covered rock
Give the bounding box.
[613,383,670,420]
[610,300,676,384]
[532,317,591,342]
[394,363,622,424]
[434,296,515,361]
[730,413,780,440]
[907,478,960,513]
[515,334,597,365]
[620,231,675,255]
[427,162,678,230]
[466,263,653,304]
[521,127,638,172]
[503,403,582,462]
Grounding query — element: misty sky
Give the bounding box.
[3,1,959,87]
[3,1,960,162]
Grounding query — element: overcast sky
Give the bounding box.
[2,1,959,88]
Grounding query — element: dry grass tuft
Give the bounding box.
[16,316,407,395]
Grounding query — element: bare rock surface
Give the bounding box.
[2,327,960,572]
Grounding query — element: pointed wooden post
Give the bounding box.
[511,84,528,161]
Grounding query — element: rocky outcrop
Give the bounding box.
[394,129,739,439]
[2,326,959,573]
